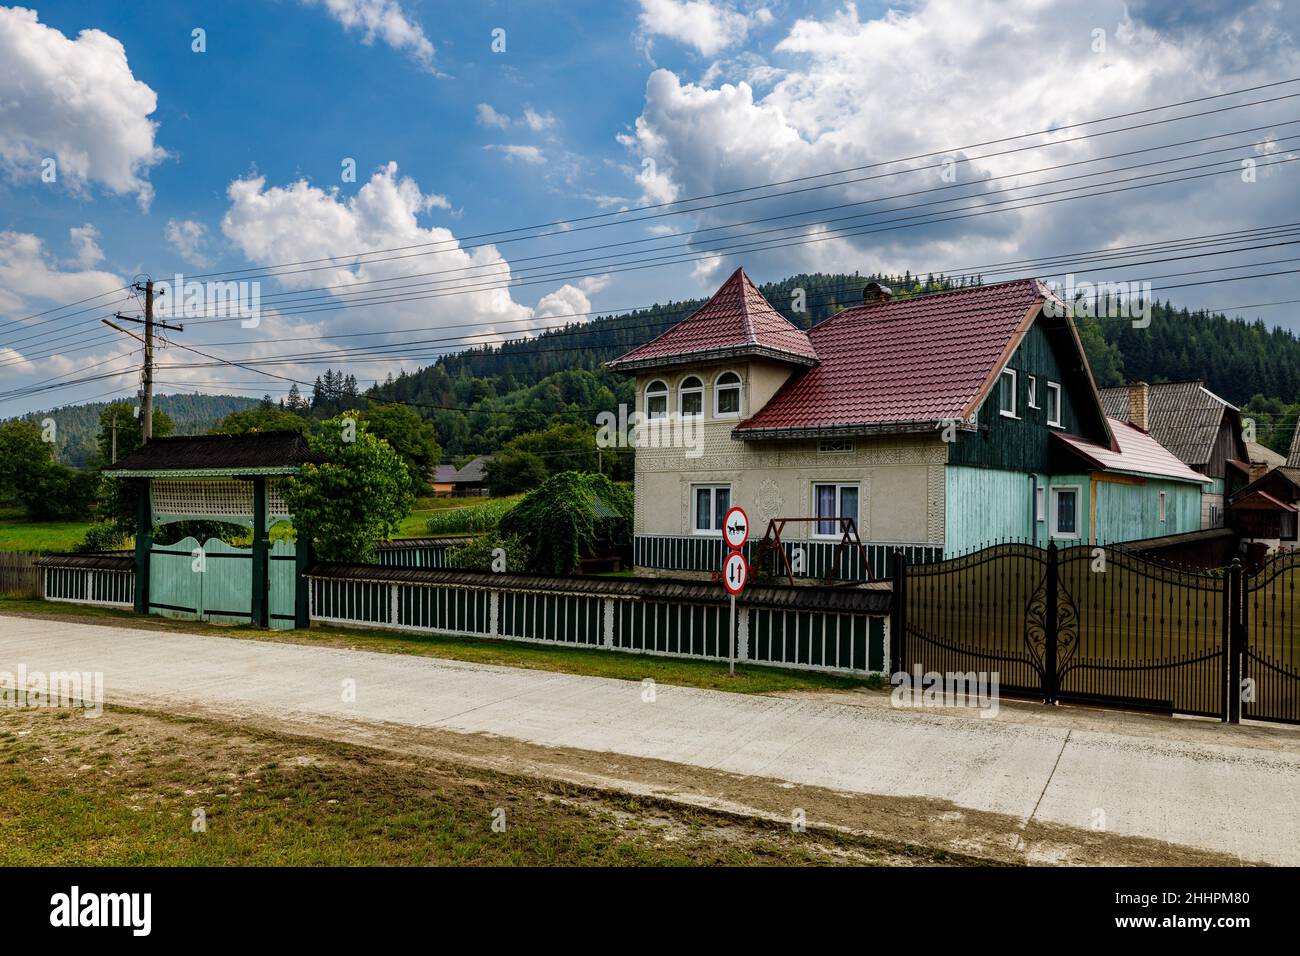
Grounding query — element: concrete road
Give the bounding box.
[2,613,1298,864]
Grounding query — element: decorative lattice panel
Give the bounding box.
[151,479,253,524]
[267,479,291,520]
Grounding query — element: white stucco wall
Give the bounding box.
[631,360,946,545]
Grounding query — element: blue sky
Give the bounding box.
[1,0,1299,414]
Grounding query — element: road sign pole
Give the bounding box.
[729,592,736,676]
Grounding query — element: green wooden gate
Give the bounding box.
[268,538,297,630]
[149,535,300,626]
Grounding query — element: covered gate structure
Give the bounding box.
[103,432,318,629]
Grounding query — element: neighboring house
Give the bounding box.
[1229,467,1300,553]
[608,268,1206,577]
[1247,440,1286,481]
[1233,422,1300,553]
[1099,380,1248,529]
[431,456,491,497]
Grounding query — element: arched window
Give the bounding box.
[645,379,668,420]
[714,371,742,417]
[678,376,703,418]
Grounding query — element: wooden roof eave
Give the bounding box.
[607,344,819,374]
[103,466,304,479]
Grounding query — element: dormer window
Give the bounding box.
[714,371,742,417]
[645,380,668,420]
[678,376,703,418]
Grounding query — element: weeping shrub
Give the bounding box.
[497,472,632,575]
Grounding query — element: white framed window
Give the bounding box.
[645,380,668,420]
[1027,375,1039,409]
[714,370,742,417]
[1282,510,1298,541]
[1035,486,1045,522]
[692,485,731,535]
[1046,381,1063,427]
[678,376,703,418]
[818,438,855,454]
[998,368,1018,418]
[1159,491,1167,523]
[813,483,860,537]
[1050,486,1081,539]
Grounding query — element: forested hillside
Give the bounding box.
[14,272,1300,467]
[19,393,260,467]
[372,272,1300,458]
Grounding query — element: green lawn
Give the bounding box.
[0,596,883,696]
[0,507,93,553]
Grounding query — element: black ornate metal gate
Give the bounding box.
[892,543,1298,722]
[1242,551,1300,724]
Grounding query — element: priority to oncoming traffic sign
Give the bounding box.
[722,550,748,595]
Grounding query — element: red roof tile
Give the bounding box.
[608,267,817,370]
[1053,419,1209,484]
[735,278,1048,434]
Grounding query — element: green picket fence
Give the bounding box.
[307,564,889,675]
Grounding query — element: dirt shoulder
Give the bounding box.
[116,694,1250,867]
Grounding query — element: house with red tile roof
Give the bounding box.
[608,268,1207,578]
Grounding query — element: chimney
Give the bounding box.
[1128,381,1150,431]
[862,281,892,306]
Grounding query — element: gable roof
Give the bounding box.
[1230,465,1300,504]
[1099,380,1236,467]
[103,431,322,477]
[734,278,1101,437]
[607,267,818,371]
[1248,440,1287,470]
[1289,422,1300,467]
[434,455,490,484]
[1053,418,1209,484]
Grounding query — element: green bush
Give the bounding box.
[74,522,130,553]
[282,412,414,563]
[498,472,632,575]
[450,532,531,573]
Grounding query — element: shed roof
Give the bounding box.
[103,431,322,477]
[1289,421,1300,467]
[1052,417,1209,484]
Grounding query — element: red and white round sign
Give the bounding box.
[723,506,749,550]
[722,550,749,595]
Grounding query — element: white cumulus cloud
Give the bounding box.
[0,6,166,208]
[622,0,1300,296]
[165,219,212,268]
[303,0,436,72]
[637,0,759,57]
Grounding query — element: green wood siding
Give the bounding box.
[949,319,1104,472]
[945,466,1037,551]
[1093,478,1202,543]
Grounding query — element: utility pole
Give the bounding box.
[104,278,182,444]
[110,409,118,464]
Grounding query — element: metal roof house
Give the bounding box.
[1100,380,1248,528]
[609,268,1207,578]
[432,455,491,496]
